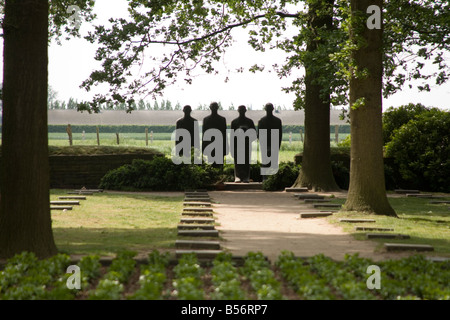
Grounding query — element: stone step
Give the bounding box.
[178,230,219,237]
[285,187,309,193]
[385,243,434,252]
[339,218,376,223]
[183,208,213,213]
[50,201,80,206]
[366,233,410,239]
[224,182,263,190]
[180,218,215,224]
[74,189,103,193]
[304,199,331,203]
[175,240,221,250]
[429,201,450,204]
[355,227,394,232]
[406,194,434,198]
[185,189,208,193]
[58,196,87,200]
[295,194,325,200]
[395,189,420,194]
[176,250,222,259]
[185,193,209,197]
[50,206,73,210]
[181,212,213,217]
[313,203,342,208]
[300,212,334,219]
[67,191,93,195]
[184,198,211,202]
[177,224,216,231]
[183,202,212,207]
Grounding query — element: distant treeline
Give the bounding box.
[44,124,351,134]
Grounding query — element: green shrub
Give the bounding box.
[385,109,450,192]
[262,162,300,191]
[382,103,430,145]
[99,157,221,191]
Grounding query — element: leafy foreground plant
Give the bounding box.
[276,251,335,300]
[242,252,284,300]
[210,253,246,300]
[128,251,170,300]
[172,253,205,300]
[88,251,136,300]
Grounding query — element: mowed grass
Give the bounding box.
[328,195,450,255]
[50,190,183,257]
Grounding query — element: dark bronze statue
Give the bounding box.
[258,103,283,178]
[231,105,256,183]
[175,105,200,158]
[202,102,228,167]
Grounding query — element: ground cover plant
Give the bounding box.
[1,251,449,300]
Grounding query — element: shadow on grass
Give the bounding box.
[53,227,177,256]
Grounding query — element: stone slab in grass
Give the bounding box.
[304,199,331,203]
[184,197,211,202]
[429,201,450,204]
[366,233,410,239]
[58,196,87,200]
[50,206,73,210]
[175,240,221,250]
[406,194,434,198]
[50,201,80,206]
[183,202,212,207]
[395,189,420,194]
[183,207,213,213]
[285,187,309,193]
[177,224,216,231]
[67,191,93,195]
[385,243,434,252]
[180,217,215,224]
[178,230,219,237]
[176,250,222,259]
[181,212,213,217]
[339,218,376,223]
[74,189,103,193]
[295,194,325,200]
[355,227,394,232]
[300,212,334,218]
[313,203,342,208]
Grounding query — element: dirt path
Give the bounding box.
[210,190,411,262]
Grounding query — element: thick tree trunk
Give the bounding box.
[344,0,396,216]
[292,0,340,192]
[0,0,58,258]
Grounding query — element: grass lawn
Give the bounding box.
[327,195,450,256]
[50,190,183,256]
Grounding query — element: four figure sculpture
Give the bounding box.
[176,102,282,183]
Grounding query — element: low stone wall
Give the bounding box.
[49,153,161,189]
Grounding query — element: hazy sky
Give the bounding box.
[3,0,450,110]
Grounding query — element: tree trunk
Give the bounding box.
[344,0,397,217]
[0,0,58,259]
[292,0,340,192]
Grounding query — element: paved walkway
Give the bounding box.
[210,190,411,262]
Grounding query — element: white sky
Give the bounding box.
[3,0,450,110]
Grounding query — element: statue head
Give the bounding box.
[264,103,274,113]
[183,105,192,115]
[209,102,219,112]
[238,105,247,116]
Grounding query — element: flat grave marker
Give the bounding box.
[300,212,334,219]
[366,233,410,239]
[313,203,342,209]
[180,217,215,224]
[175,240,221,250]
[58,196,87,200]
[285,187,309,193]
[355,227,394,232]
[178,230,219,238]
[384,243,434,252]
[295,194,325,200]
[339,218,376,223]
[183,207,213,213]
[304,199,331,203]
[50,206,73,211]
[177,224,216,231]
[183,202,212,207]
[50,201,80,206]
